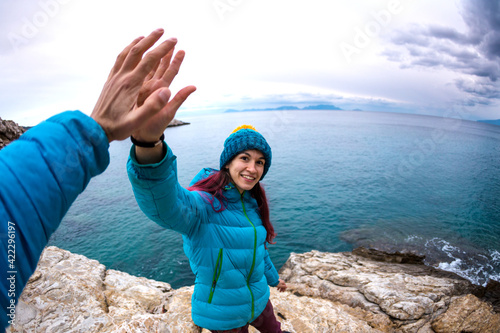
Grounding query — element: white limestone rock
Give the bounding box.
[7,246,499,333]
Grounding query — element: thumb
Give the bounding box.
[127,87,171,132]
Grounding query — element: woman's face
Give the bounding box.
[226,149,265,193]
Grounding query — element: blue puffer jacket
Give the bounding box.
[127,144,280,331]
[0,111,109,329]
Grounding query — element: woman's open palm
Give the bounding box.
[132,47,196,142]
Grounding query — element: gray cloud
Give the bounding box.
[384,0,500,106]
[427,26,472,45]
[461,0,500,60]
[456,78,500,99]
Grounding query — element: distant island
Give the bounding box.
[478,119,500,126]
[167,119,190,127]
[225,104,343,112]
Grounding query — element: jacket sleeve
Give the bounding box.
[0,111,110,329]
[263,249,280,287]
[127,143,208,237]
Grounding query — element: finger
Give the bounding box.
[153,49,174,80]
[144,60,160,82]
[137,79,168,107]
[121,28,166,72]
[124,88,172,139]
[148,48,173,81]
[165,85,197,113]
[109,36,144,78]
[163,50,186,86]
[133,37,178,82]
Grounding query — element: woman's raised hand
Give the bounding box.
[131,46,196,142]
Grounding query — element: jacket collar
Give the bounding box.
[223,182,253,202]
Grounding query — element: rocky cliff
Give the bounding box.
[0,117,188,151]
[0,118,27,150]
[7,247,500,333]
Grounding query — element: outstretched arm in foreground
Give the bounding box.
[0,28,195,329]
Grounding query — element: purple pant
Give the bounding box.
[210,300,282,333]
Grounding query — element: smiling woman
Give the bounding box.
[128,123,287,332]
[226,150,266,193]
[219,124,272,191]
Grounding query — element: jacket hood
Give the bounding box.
[189,168,218,187]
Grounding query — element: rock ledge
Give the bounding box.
[0,117,187,150]
[0,118,26,150]
[7,247,500,333]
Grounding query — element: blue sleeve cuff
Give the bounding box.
[128,142,176,180]
[264,249,280,287]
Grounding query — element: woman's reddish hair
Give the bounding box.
[187,170,276,244]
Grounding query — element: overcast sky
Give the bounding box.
[1,0,499,125]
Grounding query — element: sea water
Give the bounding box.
[48,110,500,288]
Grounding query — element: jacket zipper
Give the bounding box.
[208,248,223,304]
[240,193,257,321]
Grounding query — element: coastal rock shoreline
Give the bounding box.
[8,246,500,333]
[0,117,188,150]
[0,118,27,150]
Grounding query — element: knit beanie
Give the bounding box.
[220,125,272,180]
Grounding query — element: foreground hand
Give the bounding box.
[277,279,287,292]
[90,28,195,142]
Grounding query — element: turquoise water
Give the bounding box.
[48,110,500,288]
